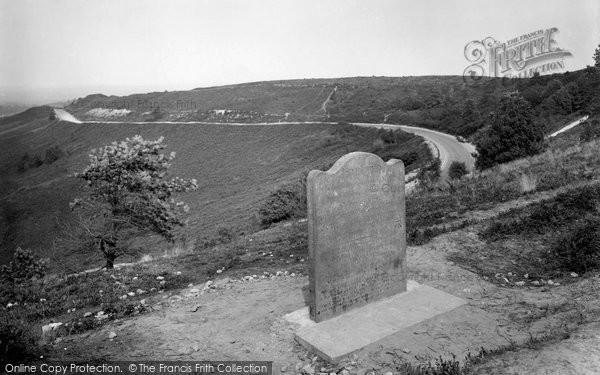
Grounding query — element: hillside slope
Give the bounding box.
[0,110,430,270]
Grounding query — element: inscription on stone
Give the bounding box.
[308,152,406,322]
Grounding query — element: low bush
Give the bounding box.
[0,314,39,361]
[553,220,600,273]
[448,161,468,180]
[15,145,62,171]
[17,152,43,172]
[0,249,48,360]
[481,184,600,241]
[554,183,600,211]
[44,145,64,164]
[258,175,307,227]
[216,226,236,243]
[0,248,48,284]
[580,119,600,142]
[417,158,441,186]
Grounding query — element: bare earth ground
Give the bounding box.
[48,225,600,374]
[470,322,600,375]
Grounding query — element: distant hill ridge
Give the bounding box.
[63,70,599,138]
[0,105,54,126]
[65,76,475,125]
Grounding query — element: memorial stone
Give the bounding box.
[307,152,406,322]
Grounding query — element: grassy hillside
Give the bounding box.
[0,112,430,271]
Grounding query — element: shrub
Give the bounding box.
[217,226,236,243]
[0,247,48,284]
[580,119,600,142]
[417,158,441,185]
[44,145,64,164]
[448,161,468,180]
[17,153,30,172]
[553,220,600,273]
[475,92,545,170]
[554,184,600,211]
[29,153,43,168]
[258,177,307,227]
[0,315,39,361]
[17,152,45,172]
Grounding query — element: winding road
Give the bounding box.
[352,123,476,177]
[53,108,477,177]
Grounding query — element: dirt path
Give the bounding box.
[50,228,600,374]
[549,115,589,138]
[320,87,337,113]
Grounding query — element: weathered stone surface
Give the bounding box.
[291,281,467,363]
[307,152,406,322]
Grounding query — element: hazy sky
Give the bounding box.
[1,0,599,101]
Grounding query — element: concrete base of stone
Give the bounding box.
[284,280,466,363]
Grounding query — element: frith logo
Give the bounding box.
[463,27,573,82]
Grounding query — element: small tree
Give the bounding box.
[69,135,197,269]
[475,92,545,170]
[593,44,600,68]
